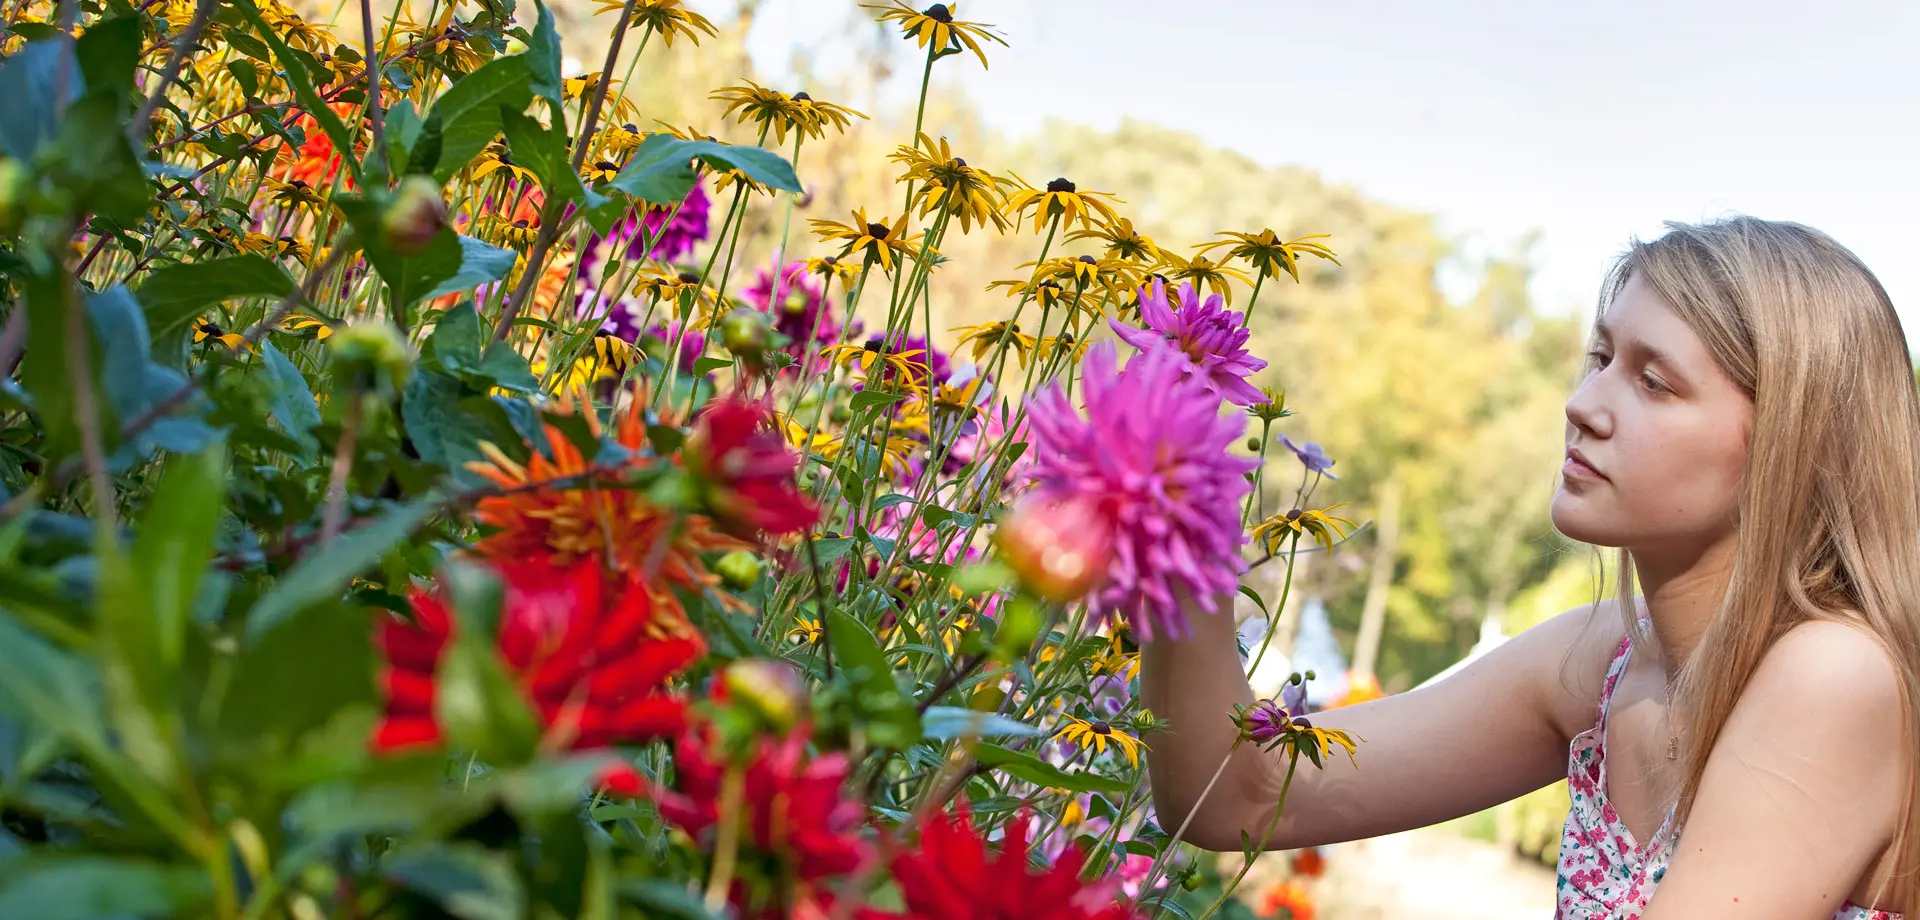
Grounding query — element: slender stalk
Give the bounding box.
[131,0,218,142]
[1191,751,1303,920]
[357,0,386,178]
[62,281,115,536]
[1239,269,1268,329]
[1243,532,1301,680]
[319,390,363,544]
[702,766,746,910]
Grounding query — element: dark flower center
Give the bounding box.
[823,255,839,265]
[1057,332,1075,345]
[924,4,953,23]
[497,150,514,164]
[1286,508,1304,521]
[595,160,617,171]
[1047,177,1076,194]
[866,222,891,239]
[677,271,701,284]
[952,157,967,167]
[791,91,811,102]
[512,220,530,229]
[1090,721,1112,736]
[288,179,309,190]
[200,322,224,334]
[1078,254,1096,264]
[863,336,886,352]
[622,122,639,133]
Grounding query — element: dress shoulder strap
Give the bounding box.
[1595,634,1634,728]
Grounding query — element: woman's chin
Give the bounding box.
[1550,491,1623,547]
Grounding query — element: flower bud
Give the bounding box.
[0,158,27,233]
[992,494,1114,604]
[715,550,761,590]
[721,659,806,733]
[717,307,771,363]
[329,319,412,392]
[380,175,448,256]
[1245,437,1261,452]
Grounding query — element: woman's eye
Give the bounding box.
[1587,350,1611,368]
[1641,372,1669,393]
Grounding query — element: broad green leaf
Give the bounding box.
[259,342,320,460]
[523,0,562,102]
[920,706,1042,740]
[973,742,1129,796]
[137,255,295,338]
[810,535,855,566]
[74,15,141,104]
[421,54,534,183]
[424,302,483,375]
[500,104,588,205]
[385,97,423,170]
[0,616,106,749]
[130,448,225,673]
[474,345,540,394]
[622,880,725,920]
[872,493,916,511]
[0,857,209,920]
[850,388,906,412]
[0,40,79,159]
[607,134,802,206]
[217,600,376,762]
[691,355,731,376]
[420,235,517,302]
[244,497,438,644]
[18,272,90,464]
[824,609,920,749]
[403,372,524,482]
[89,287,214,462]
[53,90,148,224]
[384,845,526,920]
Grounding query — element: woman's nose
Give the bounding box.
[1565,375,1611,439]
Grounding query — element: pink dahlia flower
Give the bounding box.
[1110,278,1268,406]
[1024,341,1256,641]
[741,260,839,356]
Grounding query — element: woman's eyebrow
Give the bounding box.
[1596,318,1685,375]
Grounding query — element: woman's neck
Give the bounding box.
[1630,533,1741,678]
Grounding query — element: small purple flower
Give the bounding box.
[1024,341,1257,641]
[1241,699,1293,745]
[1277,433,1338,479]
[1280,677,1309,716]
[1110,278,1269,406]
[742,260,839,354]
[583,182,712,274]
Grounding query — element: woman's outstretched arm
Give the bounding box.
[1140,599,1623,852]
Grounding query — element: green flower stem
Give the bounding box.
[1243,417,1273,528]
[702,764,747,912]
[1239,267,1268,329]
[1242,531,1300,689]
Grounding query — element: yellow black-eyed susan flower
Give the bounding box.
[563,72,639,122]
[1198,229,1341,283]
[1248,387,1291,422]
[265,177,328,212]
[237,233,277,256]
[1251,505,1357,555]
[710,81,812,145]
[984,277,1074,318]
[951,320,1036,368]
[788,617,825,645]
[789,91,866,139]
[810,209,922,273]
[799,255,862,287]
[258,1,333,52]
[601,122,646,154]
[1087,632,1140,682]
[556,330,639,390]
[1156,251,1252,303]
[1067,218,1160,264]
[594,0,719,45]
[1003,175,1122,234]
[273,236,312,263]
[1036,330,1092,366]
[491,218,540,248]
[280,314,334,341]
[193,321,253,352]
[471,140,538,185]
[584,159,623,183]
[864,1,1008,69]
[1055,716,1147,768]
[890,133,1012,234]
[818,336,931,388]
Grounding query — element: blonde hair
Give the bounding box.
[1599,216,1920,908]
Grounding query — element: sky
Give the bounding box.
[703,0,1920,333]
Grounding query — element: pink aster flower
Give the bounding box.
[1024,342,1257,641]
[742,260,839,356]
[1109,278,1268,406]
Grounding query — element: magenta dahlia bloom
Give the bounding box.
[1024,341,1257,641]
[741,261,838,354]
[1110,278,1268,406]
[587,182,712,269]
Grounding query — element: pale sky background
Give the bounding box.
[694,0,1920,335]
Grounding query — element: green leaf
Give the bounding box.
[340,195,515,314]
[825,609,920,748]
[872,493,916,511]
[424,302,484,375]
[259,342,320,460]
[1236,584,1269,617]
[851,388,905,412]
[245,497,438,645]
[137,255,296,339]
[920,706,1042,740]
[218,600,376,761]
[973,743,1129,796]
[230,0,354,180]
[89,287,213,462]
[52,90,148,224]
[384,845,526,920]
[499,103,589,205]
[0,40,79,160]
[421,235,517,303]
[403,372,523,481]
[421,54,534,183]
[607,134,802,206]
[384,98,423,169]
[523,0,562,102]
[474,345,539,394]
[691,355,732,376]
[0,616,106,749]
[226,59,258,99]
[621,880,724,920]
[74,15,141,104]
[810,535,855,566]
[130,448,224,675]
[0,857,209,920]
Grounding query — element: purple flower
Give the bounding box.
[1277,433,1338,479]
[621,321,704,373]
[584,182,712,273]
[1110,278,1268,406]
[1024,342,1257,641]
[742,260,839,354]
[1280,677,1309,716]
[1241,699,1293,745]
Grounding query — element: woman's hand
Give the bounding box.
[1641,620,1906,919]
[1141,599,1624,852]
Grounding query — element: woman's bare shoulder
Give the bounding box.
[1508,601,1633,742]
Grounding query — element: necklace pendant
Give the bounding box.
[1666,736,1678,761]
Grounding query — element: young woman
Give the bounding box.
[1142,217,1920,918]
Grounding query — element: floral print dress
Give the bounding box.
[1555,635,1899,919]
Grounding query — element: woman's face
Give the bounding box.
[1551,273,1753,554]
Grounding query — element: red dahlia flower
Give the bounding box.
[373,557,705,752]
[890,804,1137,920]
[655,723,869,886]
[684,397,820,537]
